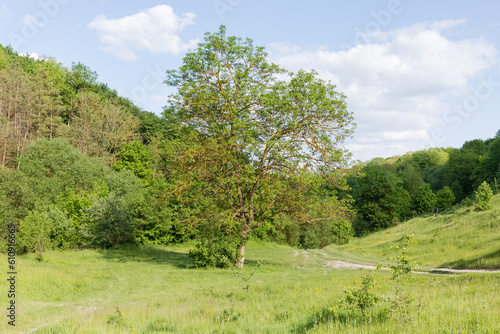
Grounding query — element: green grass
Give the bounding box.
[334,194,500,270]
[1,239,500,333]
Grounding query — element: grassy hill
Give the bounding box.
[333,194,500,270]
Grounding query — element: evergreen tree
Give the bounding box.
[473,181,493,211]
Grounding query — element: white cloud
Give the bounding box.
[270,20,498,161]
[88,5,199,61]
[20,52,41,60]
[382,130,429,141]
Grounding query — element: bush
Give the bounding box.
[84,193,137,248]
[435,186,455,211]
[17,211,51,258]
[473,181,493,211]
[251,214,301,246]
[411,184,436,214]
[189,219,241,268]
[47,207,78,250]
[356,167,410,230]
[330,219,354,245]
[299,219,353,249]
[300,228,320,249]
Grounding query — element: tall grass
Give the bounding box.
[1,239,499,333]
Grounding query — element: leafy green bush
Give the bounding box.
[46,207,78,250]
[84,193,136,248]
[189,219,241,268]
[411,184,436,214]
[300,228,320,249]
[355,167,410,230]
[473,181,493,211]
[435,186,455,211]
[251,214,301,246]
[339,264,382,319]
[17,211,51,258]
[113,141,153,186]
[300,219,353,249]
[330,219,354,245]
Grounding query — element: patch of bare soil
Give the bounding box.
[324,260,377,270]
[324,260,500,274]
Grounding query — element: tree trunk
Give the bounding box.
[235,225,249,269]
[2,89,12,167]
[236,243,245,269]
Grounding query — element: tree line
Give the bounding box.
[1,27,497,268]
[348,135,500,236]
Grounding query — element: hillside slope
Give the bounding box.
[332,194,500,269]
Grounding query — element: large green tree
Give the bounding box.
[164,26,355,268]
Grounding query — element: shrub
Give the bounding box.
[189,218,241,268]
[17,211,51,259]
[330,219,354,245]
[300,228,320,249]
[435,186,455,211]
[299,219,353,249]
[411,184,436,214]
[356,167,410,230]
[84,193,137,248]
[473,181,493,211]
[280,217,302,246]
[47,207,78,250]
[252,214,302,246]
[339,264,382,320]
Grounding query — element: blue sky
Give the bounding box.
[1,0,499,162]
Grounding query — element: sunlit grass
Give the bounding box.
[1,239,499,333]
[335,194,500,270]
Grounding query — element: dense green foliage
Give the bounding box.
[411,183,436,214]
[473,181,493,211]
[435,186,455,211]
[350,166,409,234]
[2,29,499,265]
[0,34,356,260]
[164,26,355,267]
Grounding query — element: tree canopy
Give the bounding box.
[164,26,355,267]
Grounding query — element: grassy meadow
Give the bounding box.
[2,196,500,333]
[1,235,500,333]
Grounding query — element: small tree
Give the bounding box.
[411,184,436,214]
[356,167,410,231]
[388,234,417,326]
[17,211,51,259]
[474,181,493,211]
[341,264,382,320]
[435,186,455,211]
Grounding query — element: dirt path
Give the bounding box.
[324,260,500,274]
[294,250,500,274]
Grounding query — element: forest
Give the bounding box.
[1,27,499,270]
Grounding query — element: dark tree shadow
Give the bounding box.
[97,245,194,269]
[96,244,264,270]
